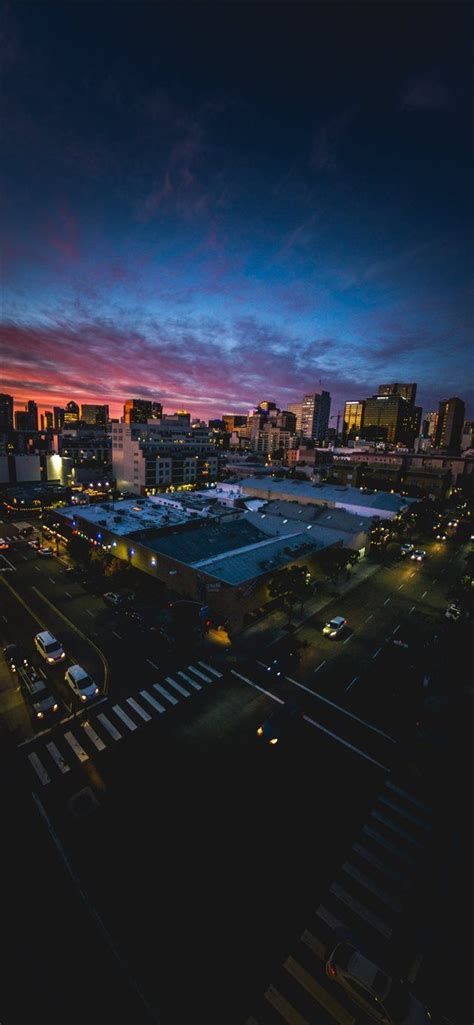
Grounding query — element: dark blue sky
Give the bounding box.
[2,1,472,419]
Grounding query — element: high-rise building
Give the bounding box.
[287,403,303,432]
[422,411,438,439]
[112,420,218,494]
[363,394,407,444]
[53,406,65,430]
[276,410,297,432]
[14,411,29,431]
[461,420,474,451]
[343,400,365,441]
[123,399,162,424]
[26,400,38,431]
[0,393,14,431]
[222,414,248,432]
[434,397,465,451]
[64,401,80,424]
[44,411,53,429]
[378,382,417,405]
[300,391,331,443]
[81,403,109,426]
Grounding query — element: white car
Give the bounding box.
[38,546,53,557]
[410,549,426,562]
[400,543,414,556]
[65,664,100,702]
[34,631,65,664]
[445,604,462,621]
[103,592,123,606]
[323,615,347,638]
[326,940,431,1024]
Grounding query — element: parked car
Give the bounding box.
[410,550,426,562]
[326,939,432,1024]
[3,643,30,672]
[65,664,99,702]
[256,702,301,745]
[400,543,414,556]
[323,615,347,638]
[34,631,65,664]
[435,533,447,542]
[445,603,462,621]
[38,547,53,557]
[21,665,59,722]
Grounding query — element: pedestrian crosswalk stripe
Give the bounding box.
[188,664,212,683]
[97,712,122,740]
[82,722,106,751]
[153,682,178,705]
[316,905,346,933]
[370,809,424,849]
[351,842,408,888]
[198,660,222,678]
[126,697,151,722]
[64,731,89,762]
[300,929,325,962]
[385,780,431,815]
[46,741,70,772]
[341,861,402,913]
[28,751,51,785]
[165,676,190,697]
[329,881,392,939]
[178,670,201,691]
[379,794,431,831]
[112,704,137,731]
[140,689,165,714]
[362,825,415,866]
[265,984,309,1025]
[284,955,355,1025]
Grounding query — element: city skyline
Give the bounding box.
[2,3,472,421]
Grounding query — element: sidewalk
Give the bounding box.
[238,558,382,649]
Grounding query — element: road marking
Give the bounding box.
[140,689,165,714]
[126,697,151,722]
[285,676,395,741]
[146,658,160,671]
[64,590,72,598]
[370,809,424,849]
[97,712,121,740]
[31,585,109,695]
[300,929,326,962]
[34,565,41,572]
[112,630,123,640]
[231,669,284,705]
[64,731,89,762]
[178,670,201,691]
[153,682,178,706]
[409,571,415,578]
[86,609,94,617]
[284,955,355,1025]
[112,704,137,731]
[28,751,51,785]
[165,675,190,697]
[303,712,389,770]
[198,660,222,678]
[345,677,359,693]
[264,985,309,1025]
[82,722,106,751]
[46,741,70,773]
[362,824,415,866]
[433,577,437,584]
[352,841,408,887]
[372,647,382,659]
[383,597,391,605]
[341,861,402,913]
[386,780,431,815]
[329,881,392,938]
[48,577,55,584]
[1,614,7,622]
[379,794,431,831]
[188,664,212,683]
[398,583,404,590]
[316,905,345,933]
[421,590,427,598]
[392,624,400,635]
[407,952,424,984]
[409,605,415,614]
[313,660,326,674]
[343,633,352,644]
[365,613,373,622]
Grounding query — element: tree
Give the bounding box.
[67,536,91,567]
[317,545,357,580]
[268,565,313,622]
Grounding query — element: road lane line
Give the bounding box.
[64,590,72,598]
[392,624,400,634]
[112,630,123,640]
[383,597,391,605]
[313,660,326,674]
[372,647,382,659]
[345,677,359,693]
[28,751,51,785]
[198,660,222,678]
[398,583,404,589]
[153,682,178,706]
[231,669,284,704]
[126,697,151,722]
[31,586,109,694]
[178,670,201,691]
[421,590,427,598]
[82,722,106,751]
[112,704,137,730]
[409,606,415,614]
[165,675,190,697]
[285,676,395,741]
[302,712,389,771]
[146,658,160,671]
[140,689,165,714]
[343,633,352,644]
[64,731,89,762]
[86,609,94,617]
[365,613,373,622]
[97,712,121,740]
[48,577,55,584]
[46,741,70,773]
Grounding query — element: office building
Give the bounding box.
[461,420,474,451]
[434,396,465,451]
[422,411,438,439]
[81,403,109,426]
[287,403,303,433]
[123,398,162,424]
[112,418,219,494]
[363,394,409,444]
[300,391,331,443]
[378,382,417,405]
[53,406,65,430]
[64,401,80,424]
[0,393,14,431]
[222,415,248,432]
[14,411,29,431]
[343,400,365,441]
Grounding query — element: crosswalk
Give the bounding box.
[25,661,222,785]
[247,779,432,1025]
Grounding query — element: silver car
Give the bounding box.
[326,940,431,1024]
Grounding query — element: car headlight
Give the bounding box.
[52,703,58,711]
[330,631,336,637]
[81,694,87,701]
[12,666,16,673]
[94,687,99,694]
[270,737,278,745]
[37,711,44,719]
[60,651,65,658]
[257,726,263,736]
[47,657,54,662]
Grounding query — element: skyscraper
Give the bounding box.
[81,403,109,426]
[300,391,331,442]
[287,403,303,432]
[434,397,465,451]
[378,382,417,405]
[53,406,65,430]
[0,393,14,431]
[363,394,409,444]
[123,399,163,424]
[26,400,38,431]
[343,400,365,441]
[64,401,80,424]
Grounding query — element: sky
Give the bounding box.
[1,1,472,422]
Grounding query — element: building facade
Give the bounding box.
[123,399,163,424]
[112,419,219,494]
[300,391,331,443]
[81,403,110,426]
[343,400,365,441]
[434,397,465,451]
[0,394,14,431]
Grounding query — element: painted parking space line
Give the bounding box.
[329,881,392,939]
[313,660,326,674]
[188,664,212,683]
[28,751,51,785]
[345,677,358,693]
[64,731,89,762]
[112,704,137,731]
[97,712,121,740]
[146,658,160,671]
[178,670,201,691]
[82,722,106,751]
[284,955,355,1025]
[198,660,222,678]
[126,697,151,722]
[383,597,391,606]
[140,689,165,714]
[341,861,402,913]
[153,682,178,706]
[165,675,190,697]
[46,741,71,773]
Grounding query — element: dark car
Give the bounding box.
[3,643,30,673]
[257,702,302,745]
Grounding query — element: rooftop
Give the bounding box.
[61,498,189,536]
[237,477,416,513]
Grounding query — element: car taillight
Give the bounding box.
[327,962,336,978]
